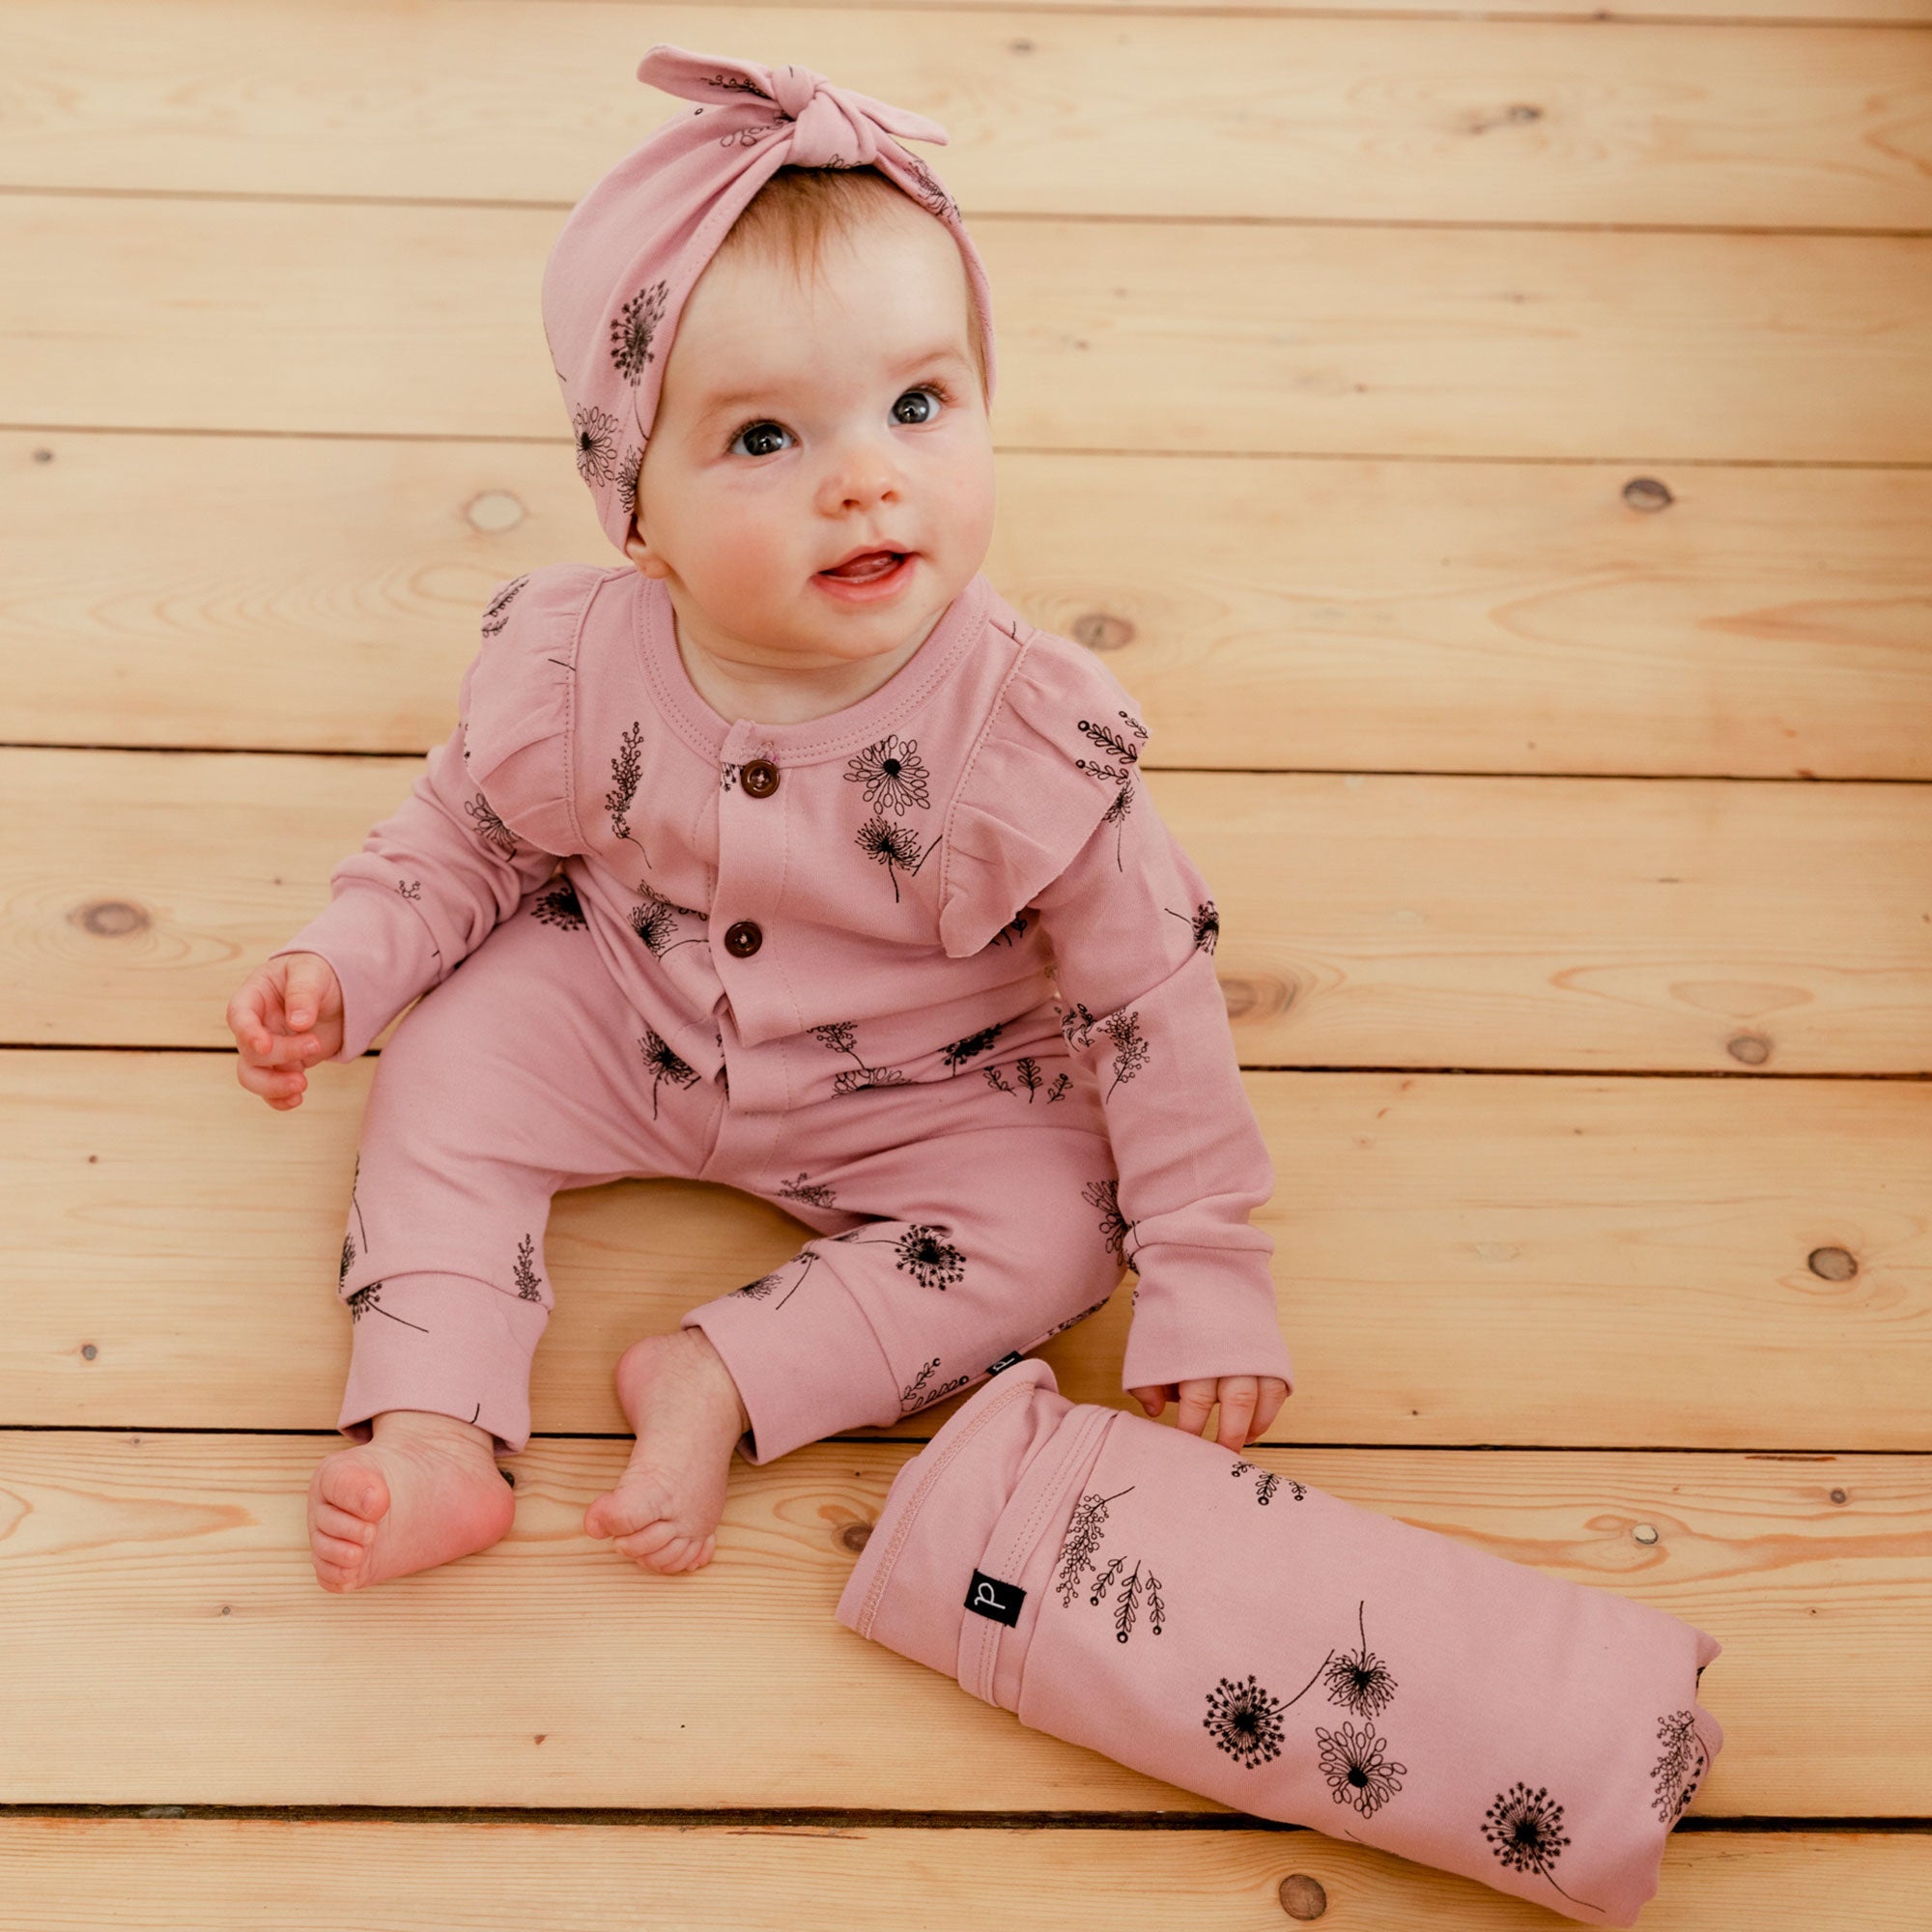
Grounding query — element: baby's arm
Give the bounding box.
[240,575,581,1073]
[261,707,568,1065]
[1030,779,1293,1451]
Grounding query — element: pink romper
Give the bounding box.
[270,562,1294,1463]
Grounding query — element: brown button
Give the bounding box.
[740,758,780,798]
[724,920,762,957]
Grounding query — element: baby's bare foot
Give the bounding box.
[307,1408,515,1592]
[583,1328,750,1575]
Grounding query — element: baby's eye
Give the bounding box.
[728,419,792,459]
[893,384,950,426]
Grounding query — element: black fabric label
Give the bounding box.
[984,1350,1023,1378]
[965,1570,1026,1627]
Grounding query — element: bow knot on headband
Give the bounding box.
[541,43,999,558]
[637,48,951,171]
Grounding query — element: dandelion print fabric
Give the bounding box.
[268,558,1293,1404]
[839,1359,1724,1929]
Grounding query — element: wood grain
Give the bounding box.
[8,432,1929,779]
[0,1428,1924,1813]
[4,1052,1925,1450]
[7,4,1931,225]
[6,198,1931,460]
[2,1818,1927,1931]
[6,748,1927,1071]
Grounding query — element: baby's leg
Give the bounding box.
[312,886,717,1590]
[674,1057,1125,1491]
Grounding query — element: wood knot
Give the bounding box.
[1622,476,1674,513]
[1070,611,1135,653]
[466,490,526,533]
[1009,38,1035,53]
[1506,103,1543,122]
[497,1466,516,1486]
[1220,977,1293,1022]
[840,1520,873,1553]
[1830,1489,1848,1505]
[72,899,149,938]
[1807,1246,1857,1282]
[1724,1033,1770,1065]
[1278,1873,1327,1919]
[33,447,54,464]
[80,1344,98,1360]
[1633,1522,1659,1545]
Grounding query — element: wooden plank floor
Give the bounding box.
[4,3,1929,1925]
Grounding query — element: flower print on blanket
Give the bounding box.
[346,1283,428,1334]
[899,1355,973,1415]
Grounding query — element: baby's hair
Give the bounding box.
[717,163,988,402]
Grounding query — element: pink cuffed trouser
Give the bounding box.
[330,887,1125,1463]
[837,1357,1725,1928]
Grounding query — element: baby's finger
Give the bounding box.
[282,954,335,1034]
[1251,1378,1291,1436]
[1173,1378,1218,1438]
[227,985,279,1058]
[1216,1376,1261,1451]
[255,1031,323,1068]
[238,1055,309,1105]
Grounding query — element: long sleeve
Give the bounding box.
[269,567,590,1062]
[934,629,1293,1399]
[1030,782,1293,1398]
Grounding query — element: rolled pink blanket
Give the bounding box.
[836,1357,1723,1925]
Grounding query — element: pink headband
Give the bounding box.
[541,43,1001,558]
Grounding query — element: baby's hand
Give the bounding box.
[1129,1376,1290,1452]
[226,952,344,1110]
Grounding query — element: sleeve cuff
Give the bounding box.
[1118,1248,1294,1395]
[269,881,442,1062]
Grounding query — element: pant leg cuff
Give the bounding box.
[683,1268,899,1466]
[338,1271,548,1457]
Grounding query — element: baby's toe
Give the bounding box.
[317,1456,387,1524]
[613,1517,682,1560]
[635,1531,706,1574]
[313,1499,375,1547]
[313,1531,367,1568]
[586,1478,673,1543]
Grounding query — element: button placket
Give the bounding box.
[718,728,780,985]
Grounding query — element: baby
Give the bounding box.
[224,44,1293,1594]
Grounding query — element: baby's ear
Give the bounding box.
[621,520,661,577]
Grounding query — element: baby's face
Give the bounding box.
[625,196,995,674]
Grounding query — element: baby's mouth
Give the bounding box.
[819,550,907,582]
